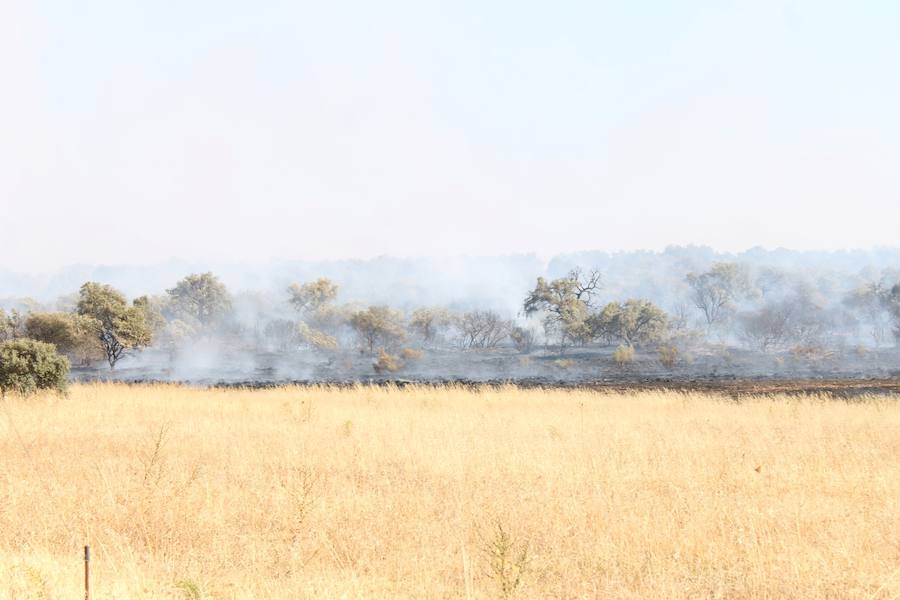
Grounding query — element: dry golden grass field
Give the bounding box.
[1,383,898,599]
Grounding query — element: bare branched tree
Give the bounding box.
[457,310,511,349]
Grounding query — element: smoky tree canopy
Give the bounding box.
[738,301,795,352]
[167,272,232,327]
[288,278,338,314]
[349,306,406,354]
[887,283,900,343]
[591,300,669,348]
[408,307,456,345]
[523,268,601,351]
[685,262,751,329]
[842,281,900,347]
[509,326,536,354]
[76,282,152,369]
[0,339,69,396]
[286,277,344,350]
[739,294,833,353]
[263,319,301,352]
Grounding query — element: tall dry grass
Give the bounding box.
[0,383,898,598]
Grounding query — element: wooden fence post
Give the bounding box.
[84,545,90,600]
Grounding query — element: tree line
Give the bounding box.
[3,262,900,390]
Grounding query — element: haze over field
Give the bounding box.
[3,1,900,271]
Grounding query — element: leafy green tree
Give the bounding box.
[523,268,601,353]
[592,299,669,348]
[0,339,69,396]
[24,312,104,366]
[76,282,152,369]
[166,272,232,327]
[288,278,338,314]
[349,306,405,354]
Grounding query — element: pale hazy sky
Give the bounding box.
[2,1,899,271]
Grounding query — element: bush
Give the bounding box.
[296,322,338,352]
[612,344,635,368]
[373,349,402,374]
[552,358,575,370]
[658,345,679,369]
[789,344,834,366]
[510,326,536,354]
[0,339,70,396]
[400,348,423,361]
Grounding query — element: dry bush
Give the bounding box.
[400,348,423,361]
[373,349,402,373]
[0,384,898,598]
[509,327,536,354]
[552,358,574,370]
[789,344,835,366]
[658,344,679,369]
[612,344,635,368]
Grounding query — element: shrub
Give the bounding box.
[373,349,402,374]
[658,345,679,369]
[400,348,423,361]
[481,520,530,600]
[612,344,635,368]
[509,326,536,354]
[0,339,70,396]
[296,322,338,352]
[790,344,833,366]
